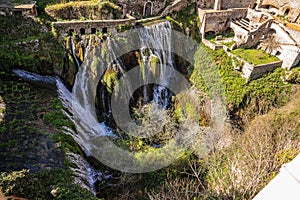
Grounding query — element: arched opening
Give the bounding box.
[252,3,257,9]
[284,8,290,16]
[80,28,85,35]
[143,1,153,17]
[91,28,96,34]
[69,29,74,36]
[102,27,108,34]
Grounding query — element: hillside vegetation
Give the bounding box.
[147,85,300,199]
[45,0,122,20]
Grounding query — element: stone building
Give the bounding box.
[198,0,300,70]
[12,3,37,16]
[258,0,300,23]
[117,0,167,18]
[0,1,37,17]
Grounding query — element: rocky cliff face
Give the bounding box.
[117,0,168,17]
[45,1,122,20]
[260,0,300,23]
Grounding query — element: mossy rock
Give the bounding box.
[150,55,160,76]
[103,69,118,93]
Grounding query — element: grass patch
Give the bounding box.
[232,48,280,66]
[44,98,75,129]
[221,40,235,48]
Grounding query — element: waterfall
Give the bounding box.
[107,21,175,109]
[13,69,57,87]
[58,22,176,135]
[137,22,174,109]
[57,19,218,178]
[66,151,101,194]
[70,36,81,68]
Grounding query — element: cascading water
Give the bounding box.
[12,19,226,196]
[107,21,175,109]
[138,22,174,108]
[70,36,81,68]
[56,20,220,190]
[58,21,175,139]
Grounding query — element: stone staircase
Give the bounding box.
[232,18,257,31]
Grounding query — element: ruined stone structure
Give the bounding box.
[241,60,283,80]
[12,3,37,16]
[199,0,300,71]
[117,0,167,18]
[198,8,248,35]
[53,18,136,39]
[260,22,300,69]
[160,0,196,17]
[0,1,37,17]
[198,0,257,10]
[230,9,274,48]
[259,0,300,23]
[143,1,153,17]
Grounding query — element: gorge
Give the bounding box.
[0,0,300,199]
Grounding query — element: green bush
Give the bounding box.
[285,67,300,84]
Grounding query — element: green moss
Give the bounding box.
[0,16,64,73]
[118,24,132,32]
[103,69,118,93]
[232,48,280,66]
[43,98,75,129]
[150,55,160,76]
[221,40,236,48]
[166,16,183,28]
[46,0,121,20]
[52,133,84,156]
[167,3,201,41]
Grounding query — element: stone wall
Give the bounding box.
[276,45,300,70]
[45,2,122,20]
[53,18,136,39]
[220,0,256,9]
[160,0,196,16]
[198,0,256,9]
[117,0,167,18]
[226,51,282,80]
[202,38,224,50]
[242,60,282,80]
[260,0,300,23]
[199,8,248,35]
[258,23,300,70]
[282,25,300,46]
